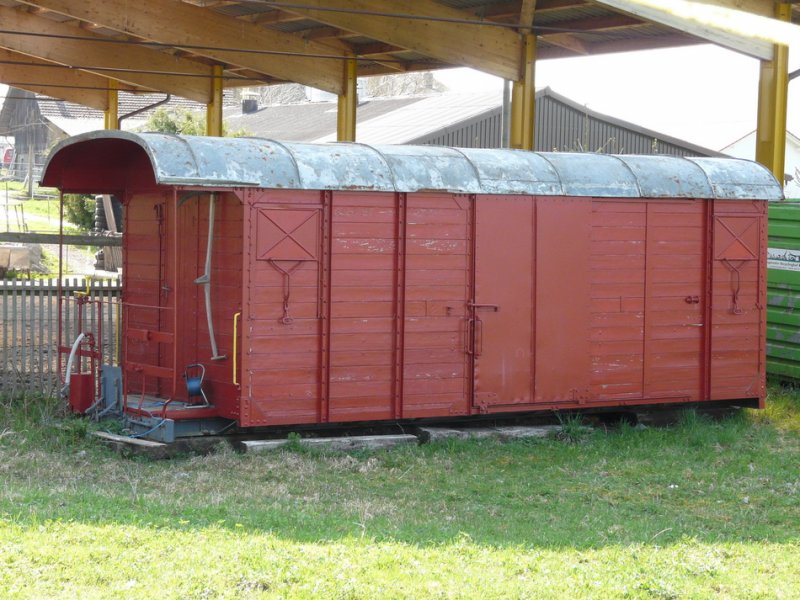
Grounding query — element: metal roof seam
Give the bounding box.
[261,138,302,185]
[607,153,644,198]
[446,145,486,191]
[532,152,567,197]
[337,141,400,191]
[168,133,203,181]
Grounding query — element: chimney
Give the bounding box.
[241,91,259,114]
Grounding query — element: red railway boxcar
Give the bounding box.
[42,132,782,441]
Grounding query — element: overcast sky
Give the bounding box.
[436,44,798,153]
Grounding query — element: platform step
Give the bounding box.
[240,433,418,453]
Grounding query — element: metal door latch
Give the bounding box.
[467,302,499,312]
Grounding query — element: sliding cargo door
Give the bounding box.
[643,201,707,401]
[402,194,473,418]
[242,190,324,427]
[471,196,535,408]
[471,196,594,408]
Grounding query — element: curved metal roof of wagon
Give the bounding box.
[42,130,783,200]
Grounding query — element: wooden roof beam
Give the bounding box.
[277,0,523,80]
[537,31,701,58]
[520,0,538,27]
[0,6,215,102]
[301,26,348,41]
[540,14,644,32]
[240,10,307,25]
[590,0,775,59]
[476,0,589,21]
[357,60,449,77]
[18,0,348,94]
[536,0,592,10]
[543,33,590,54]
[0,49,140,110]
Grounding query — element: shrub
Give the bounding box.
[63,194,94,231]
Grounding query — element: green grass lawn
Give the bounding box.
[1,390,798,598]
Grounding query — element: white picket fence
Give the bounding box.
[0,277,121,396]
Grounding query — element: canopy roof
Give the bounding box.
[1,1,798,110]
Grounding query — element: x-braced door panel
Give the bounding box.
[709,203,765,400]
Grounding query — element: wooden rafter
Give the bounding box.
[0,6,214,102]
[544,33,589,54]
[538,31,700,58]
[277,0,523,80]
[520,0,537,27]
[0,48,140,110]
[590,0,775,60]
[18,0,349,94]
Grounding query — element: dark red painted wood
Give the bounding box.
[473,196,534,408]
[114,182,766,429]
[535,197,592,403]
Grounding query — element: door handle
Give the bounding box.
[684,296,700,304]
[233,312,241,387]
[474,317,484,357]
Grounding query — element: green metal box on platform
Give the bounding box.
[768,200,800,380]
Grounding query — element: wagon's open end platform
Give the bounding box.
[123,394,235,443]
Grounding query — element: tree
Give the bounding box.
[62,194,95,231]
[142,107,248,137]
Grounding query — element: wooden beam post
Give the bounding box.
[337,57,357,142]
[755,2,790,184]
[510,34,536,150]
[206,64,223,137]
[104,79,118,130]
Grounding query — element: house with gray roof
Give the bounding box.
[1,84,722,184]
[224,87,723,157]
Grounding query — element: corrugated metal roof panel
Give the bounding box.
[285,142,396,190]
[368,144,481,192]
[539,152,640,197]
[616,155,713,198]
[454,148,562,194]
[688,157,783,200]
[42,131,783,201]
[534,4,618,25]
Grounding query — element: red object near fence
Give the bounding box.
[42,132,782,440]
[68,372,95,414]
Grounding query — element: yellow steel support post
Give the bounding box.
[103,79,118,130]
[337,57,357,142]
[755,2,791,184]
[510,34,536,150]
[206,64,224,137]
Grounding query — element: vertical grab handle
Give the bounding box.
[233,312,242,386]
[465,318,475,355]
[474,317,483,357]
